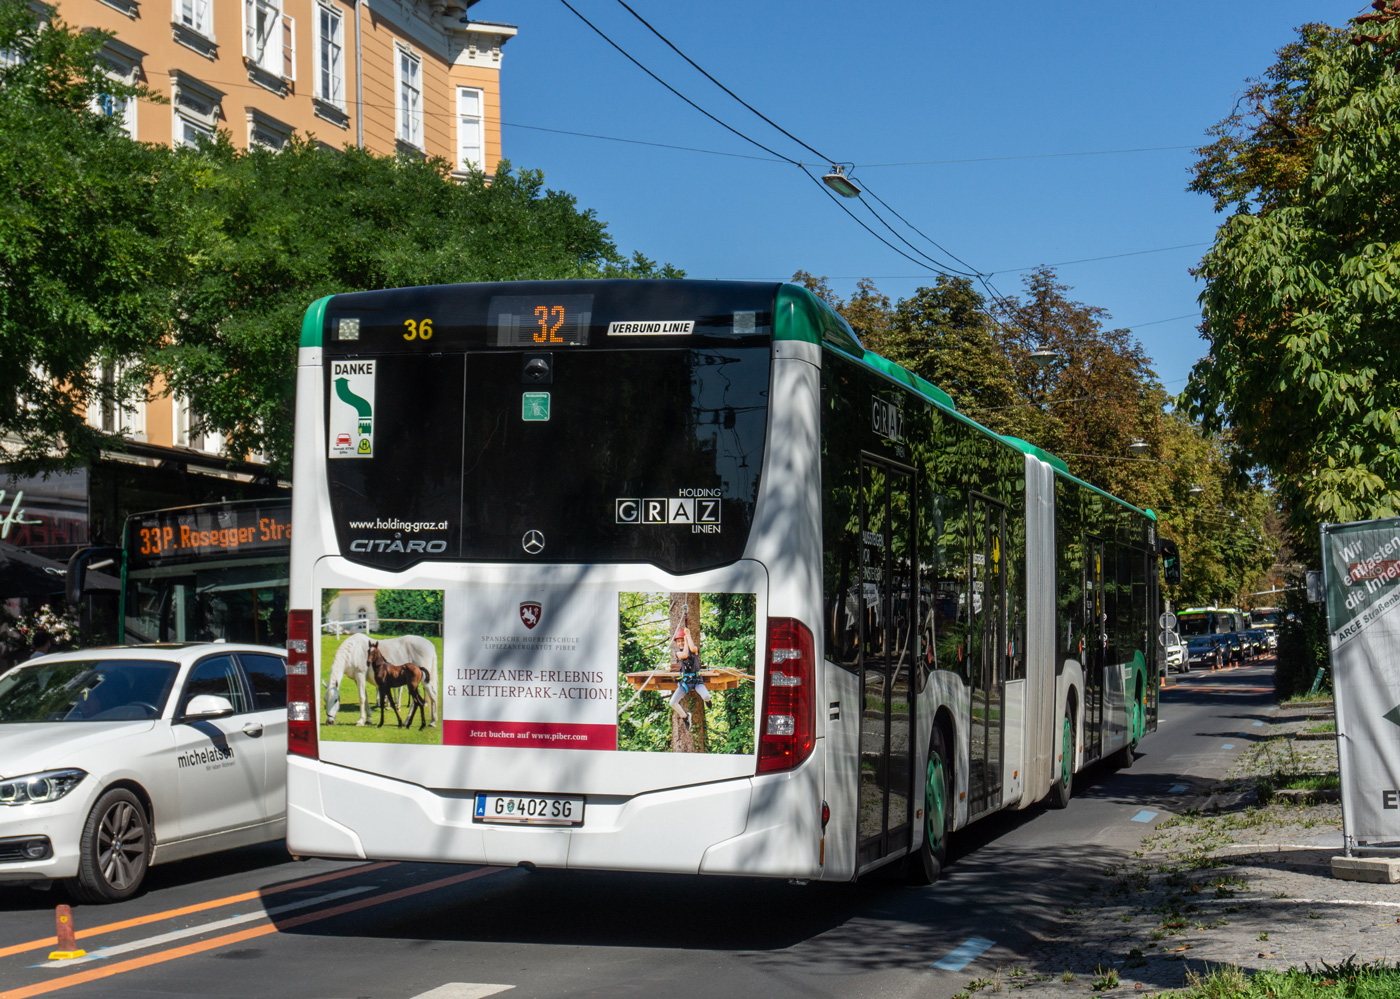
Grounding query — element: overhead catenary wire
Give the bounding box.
[135,68,1202,300]
[555,0,798,166]
[610,0,835,165]
[558,0,997,284]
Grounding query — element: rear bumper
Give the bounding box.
[287,754,824,879]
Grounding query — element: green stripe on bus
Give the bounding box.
[300,295,334,349]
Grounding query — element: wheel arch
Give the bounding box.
[101,779,155,834]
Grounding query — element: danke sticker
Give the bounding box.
[329,360,375,459]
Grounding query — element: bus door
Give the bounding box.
[856,457,916,865]
[967,493,1006,817]
[1082,536,1106,760]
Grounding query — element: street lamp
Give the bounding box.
[1127,439,1150,457]
[821,165,861,198]
[1029,344,1057,370]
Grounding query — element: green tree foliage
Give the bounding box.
[792,268,1277,607]
[1187,14,1400,527]
[0,3,678,476]
[166,139,679,473]
[0,2,199,471]
[373,589,443,636]
[1187,24,1342,215]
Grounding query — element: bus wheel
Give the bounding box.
[1048,709,1073,809]
[907,726,950,885]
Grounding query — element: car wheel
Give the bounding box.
[68,788,150,904]
[1048,708,1074,809]
[907,726,951,885]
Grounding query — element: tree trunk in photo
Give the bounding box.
[669,592,706,752]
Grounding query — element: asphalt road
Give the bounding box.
[0,657,1277,999]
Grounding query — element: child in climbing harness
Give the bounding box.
[668,615,710,730]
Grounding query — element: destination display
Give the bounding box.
[126,501,292,568]
[320,279,775,354]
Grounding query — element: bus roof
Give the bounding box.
[299,281,1150,523]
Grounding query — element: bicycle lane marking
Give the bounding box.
[34,887,375,967]
[0,867,502,999]
[0,862,398,960]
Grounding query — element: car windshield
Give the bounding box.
[0,659,178,723]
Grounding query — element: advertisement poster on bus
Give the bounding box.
[617,591,756,755]
[1321,517,1400,851]
[441,587,619,750]
[320,588,443,746]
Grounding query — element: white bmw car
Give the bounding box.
[0,643,287,903]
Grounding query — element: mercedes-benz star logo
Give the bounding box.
[522,530,546,555]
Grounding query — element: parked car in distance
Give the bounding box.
[0,643,287,902]
[1186,636,1224,672]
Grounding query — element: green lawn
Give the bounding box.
[319,632,445,746]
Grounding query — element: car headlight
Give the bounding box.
[0,769,87,805]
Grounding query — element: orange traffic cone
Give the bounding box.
[49,904,86,960]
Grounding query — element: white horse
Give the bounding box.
[324,632,438,727]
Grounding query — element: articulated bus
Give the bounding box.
[283,280,1175,883]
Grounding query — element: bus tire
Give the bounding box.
[907,726,950,885]
[1048,709,1073,810]
[67,787,150,904]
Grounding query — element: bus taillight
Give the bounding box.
[286,609,318,760]
[757,617,815,774]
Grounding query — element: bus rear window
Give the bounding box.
[325,347,770,573]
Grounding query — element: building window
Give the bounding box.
[247,107,293,150]
[176,113,213,148]
[177,0,213,39]
[315,4,344,108]
[87,363,146,439]
[457,87,483,172]
[174,395,224,454]
[93,90,135,138]
[396,45,422,148]
[170,70,222,147]
[89,39,143,138]
[245,0,294,80]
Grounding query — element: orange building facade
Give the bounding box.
[62,0,516,454]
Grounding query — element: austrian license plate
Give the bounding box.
[473,792,584,826]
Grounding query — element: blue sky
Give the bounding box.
[478,1,1354,393]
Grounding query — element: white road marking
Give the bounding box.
[931,937,995,971]
[37,886,374,968]
[1285,899,1400,909]
[1222,743,1236,749]
[1253,721,1265,726]
[1169,784,1189,794]
[412,986,515,999]
[1131,810,1158,823]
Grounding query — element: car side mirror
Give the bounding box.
[182,694,235,721]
